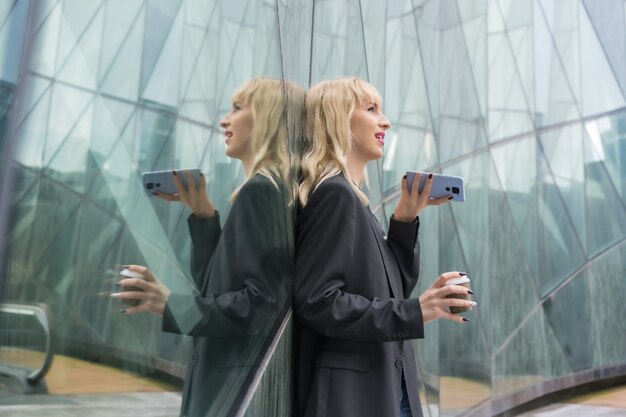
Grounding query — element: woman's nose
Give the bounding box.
[379,115,391,130]
[220,118,229,128]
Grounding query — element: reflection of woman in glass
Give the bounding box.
[112,78,305,417]
[294,78,474,417]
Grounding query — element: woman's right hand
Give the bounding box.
[154,170,216,218]
[418,271,476,324]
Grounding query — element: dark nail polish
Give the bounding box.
[428,173,433,179]
[449,196,453,200]
[119,309,127,314]
[152,192,158,195]
[172,170,177,176]
[459,272,467,276]
[199,172,204,176]
[468,289,474,295]
[462,317,469,322]
[403,175,407,179]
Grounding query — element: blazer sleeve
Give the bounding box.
[163,177,291,337]
[187,213,222,290]
[386,216,420,299]
[294,180,423,342]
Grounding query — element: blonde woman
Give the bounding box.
[114,78,306,417]
[294,78,474,417]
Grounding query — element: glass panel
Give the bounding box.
[582,0,626,102]
[492,307,571,396]
[491,136,586,296]
[2,1,297,416]
[538,123,587,253]
[579,2,626,116]
[535,0,581,127]
[0,0,29,84]
[588,242,626,368]
[583,122,626,255]
[487,2,535,142]
[543,270,593,372]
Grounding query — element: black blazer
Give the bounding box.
[162,174,292,417]
[294,174,424,417]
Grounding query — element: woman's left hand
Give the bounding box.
[392,173,451,222]
[112,265,171,316]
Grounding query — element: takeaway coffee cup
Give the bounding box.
[444,276,473,314]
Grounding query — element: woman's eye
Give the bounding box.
[368,107,375,112]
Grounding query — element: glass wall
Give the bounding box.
[1,0,625,416]
[1,1,299,416]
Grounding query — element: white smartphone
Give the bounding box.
[141,169,202,196]
[405,171,465,202]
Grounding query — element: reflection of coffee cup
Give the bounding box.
[445,277,472,314]
[117,268,144,307]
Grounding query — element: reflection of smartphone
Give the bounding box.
[405,171,465,202]
[141,169,201,196]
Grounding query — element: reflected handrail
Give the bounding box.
[0,302,55,393]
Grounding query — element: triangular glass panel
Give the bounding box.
[15,76,52,124]
[98,0,143,85]
[486,148,540,348]
[415,0,440,136]
[177,120,209,168]
[0,0,29,84]
[587,242,626,367]
[492,307,572,396]
[439,17,488,160]
[579,3,626,116]
[583,123,626,255]
[100,7,145,101]
[487,27,535,141]
[54,0,103,76]
[491,135,586,296]
[14,87,52,167]
[43,84,92,166]
[56,6,104,90]
[535,0,582,126]
[140,0,183,92]
[582,0,626,101]
[460,11,488,118]
[90,96,136,158]
[538,123,587,254]
[543,270,593,372]
[45,100,95,194]
[584,112,626,203]
[29,179,82,265]
[142,6,183,107]
[29,0,62,77]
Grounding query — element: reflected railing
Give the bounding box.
[0,302,54,394]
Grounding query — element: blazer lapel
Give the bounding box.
[365,210,403,300]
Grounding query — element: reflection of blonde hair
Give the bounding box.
[230,77,306,203]
[298,77,382,207]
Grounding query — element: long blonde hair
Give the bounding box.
[298,77,382,207]
[230,77,306,203]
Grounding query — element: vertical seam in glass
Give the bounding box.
[308,0,316,86]
[234,309,293,417]
[357,0,370,81]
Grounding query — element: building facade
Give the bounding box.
[1,0,625,416]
